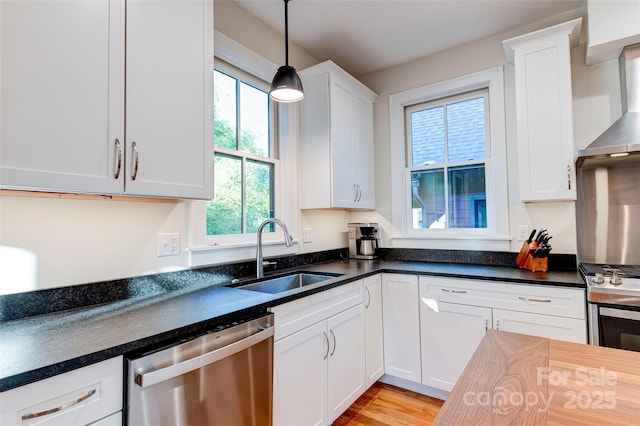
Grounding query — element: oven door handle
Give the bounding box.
[134,326,274,388]
[600,307,640,321]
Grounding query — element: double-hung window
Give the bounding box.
[210,60,277,237]
[406,89,488,230]
[389,67,509,250]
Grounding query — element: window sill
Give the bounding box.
[390,234,511,251]
[188,239,299,268]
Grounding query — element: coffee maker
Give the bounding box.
[347,223,379,259]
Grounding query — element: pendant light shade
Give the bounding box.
[270,0,304,103]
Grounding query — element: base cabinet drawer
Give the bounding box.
[0,357,123,426]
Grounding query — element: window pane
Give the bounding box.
[246,160,274,233]
[411,106,444,166]
[213,70,237,150]
[448,164,486,228]
[207,154,242,235]
[240,82,270,157]
[411,169,445,229]
[446,97,486,162]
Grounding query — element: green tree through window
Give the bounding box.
[209,66,275,235]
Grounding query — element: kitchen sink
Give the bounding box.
[239,272,342,294]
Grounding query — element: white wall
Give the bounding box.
[356,10,622,255]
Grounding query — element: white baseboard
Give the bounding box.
[379,374,450,401]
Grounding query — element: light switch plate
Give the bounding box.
[303,228,312,243]
[157,233,180,256]
[516,225,530,242]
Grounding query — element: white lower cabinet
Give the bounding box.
[381,273,421,383]
[271,281,365,426]
[364,275,384,387]
[419,276,587,393]
[0,356,123,426]
[420,302,491,392]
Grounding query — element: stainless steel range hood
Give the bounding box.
[578,43,640,158]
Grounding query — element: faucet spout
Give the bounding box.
[256,218,293,278]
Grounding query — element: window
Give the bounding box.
[406,90,488,230]
[189,32,298,266]
[388,67,509,250]
[209,61,277,236]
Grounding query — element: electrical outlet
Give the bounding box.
[303,228,312,243]
[157,233,180,256]
[516,225,530,242]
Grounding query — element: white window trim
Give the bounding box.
[389,67,510,251]
[188,31,299,267]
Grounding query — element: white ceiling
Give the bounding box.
[232,0,585,76]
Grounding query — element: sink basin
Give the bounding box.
[239,272,341,294]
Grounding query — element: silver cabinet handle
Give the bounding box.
[355,184,362,202]
[441,288,467,294]
[21,389,97,420]
[353,184,358,202]
[323,332,329,360]
[485,319,489,333]
[567,165,572,190]
[496,319,501,330]
[130,141,139,181]
[135,326,274,388]
[329,329,337,357]
[518,296,552,303]
[365,286,371,309]
[113,138,122,179]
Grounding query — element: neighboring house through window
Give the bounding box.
[389,67,509,250]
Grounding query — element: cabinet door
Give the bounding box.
[327,304,366,423]
[329,78,356,207]
[420,301,491,392]
[353,94,375,209]
[273,321,328,426]
[382,274,421,382]
[494,309,587,343]
[506,21,579,202]
[0,0,125,194]
[125,0,213,199]
[364,275,384,387]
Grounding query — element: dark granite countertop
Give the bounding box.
[0,259,584,392]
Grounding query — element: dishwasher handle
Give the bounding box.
[135,325,274,388]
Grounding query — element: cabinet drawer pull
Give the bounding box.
[441,289,467,294]
[329,330,337,356]
[485,319,489,333]
[131,141,139,181]
[21,389,97,420]
[113,138,122,179]
[518,296,552,303]
[567,165,572,190]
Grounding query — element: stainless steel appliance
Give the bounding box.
[576,44,640,352]
[126,314,274,425]
[581,264,640,352]
[347,222,379,259]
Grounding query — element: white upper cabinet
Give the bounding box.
[503,18,581,202]
[0,0,213,200]
[298,60,377,209]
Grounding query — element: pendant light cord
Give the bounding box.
[284,0,290,66]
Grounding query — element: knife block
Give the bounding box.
[516,241,548,272]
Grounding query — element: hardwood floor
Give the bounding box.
[333,382,444,425]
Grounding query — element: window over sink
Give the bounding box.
[189,31,298,266]
[389,67,509,250]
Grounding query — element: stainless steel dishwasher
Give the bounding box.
[126,314,274,425]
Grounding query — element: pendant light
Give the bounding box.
[270,0,304,103]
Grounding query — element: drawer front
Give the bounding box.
[420,276,585,319]
[0,357,123,426]
[270,280,364,341]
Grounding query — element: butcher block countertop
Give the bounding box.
[434,331,640,425]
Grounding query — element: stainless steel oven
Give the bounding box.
[126,313,274,425]
[581,264,640,352]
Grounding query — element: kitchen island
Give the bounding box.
[434,330,640,425]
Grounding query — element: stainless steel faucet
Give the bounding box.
[256,218,293,278]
